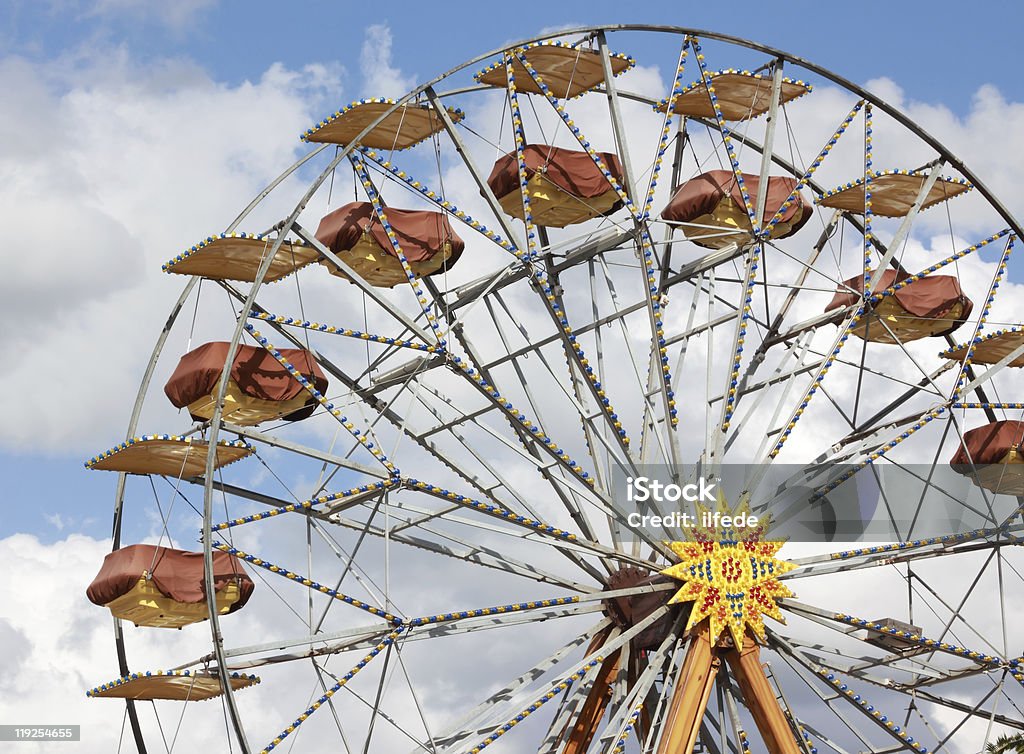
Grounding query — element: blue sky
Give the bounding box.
[2,0,1023,545]
[4,1,1022,113]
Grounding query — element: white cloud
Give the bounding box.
[0,531,301,752]
[0,50,342,453]
[87,0,217,29]
[360,24,416,98]
[0,533,131,750]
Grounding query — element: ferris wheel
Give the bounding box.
[82,24,1024,754]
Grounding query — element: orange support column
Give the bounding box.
[724,640,801,754]
[562,649,622,754]
[655,624,718,754]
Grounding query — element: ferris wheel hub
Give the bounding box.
[603,566,684,651]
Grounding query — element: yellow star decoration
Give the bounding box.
[660,499,796,650]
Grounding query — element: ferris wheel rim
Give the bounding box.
[99,23,1024,754]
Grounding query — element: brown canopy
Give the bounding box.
[88,671,260,701]
[164,342,327,422]
[818,172,973,218]
[657,72,811,121]
[302,101,461,150]
[661,170,812,232]
[950,421,1024,466]
[825,269,974,327]
[940,329,1024,368]
[475,43,632,99]
[315,201,465,265]
[162,234,318,284]
[87,544,254,612]
[487,144,623,206]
